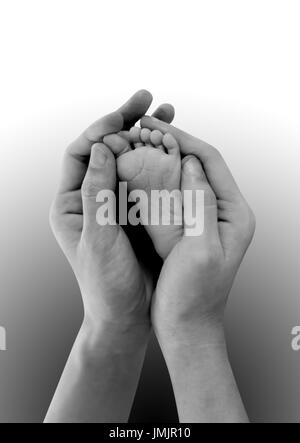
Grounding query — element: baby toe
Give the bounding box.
[150,130,163,147]
[163,133,180,157]
[129,126,142,144]
[140,128,152,145]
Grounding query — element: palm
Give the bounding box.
[50,90,175,325]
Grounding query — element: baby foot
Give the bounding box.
[103,128,183,259]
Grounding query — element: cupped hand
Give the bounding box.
[49,91,175,334]
[140,117,256,345]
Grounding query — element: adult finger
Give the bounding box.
[57,90,154,194]
[151,103,175,124]
[181,155,219,244]
[116,89,153,129]
[81,143,117,236]
[141,116,243,204]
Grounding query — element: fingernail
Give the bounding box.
[183,156,202,176]
[96,150,107,166]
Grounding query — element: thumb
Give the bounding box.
[181,155,219,243]
[81,143,117,236]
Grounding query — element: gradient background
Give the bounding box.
[0,0,300,423]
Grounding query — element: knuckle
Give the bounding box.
[246,206,256,237]
[49,199,60,231]
[65,138,82,158]
[203,185,217,206]
[81,175,99,198]
[191,245,223,269]
[205,249,223,268]
[208,144,221,159]
[236,203,256,243]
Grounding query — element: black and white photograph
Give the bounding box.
[0,0,300,428]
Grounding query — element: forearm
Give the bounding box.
[45,316,150,423]
[158,325,248,423]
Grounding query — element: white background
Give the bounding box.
[0,0,300,422]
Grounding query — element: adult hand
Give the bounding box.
[45,91,176,423]
[141,116,255,422]
[50,91,175,333]
[141,116,255,342]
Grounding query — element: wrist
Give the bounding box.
[81,313,151,355]
[154,315,226,352]
[158,335,247,423]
